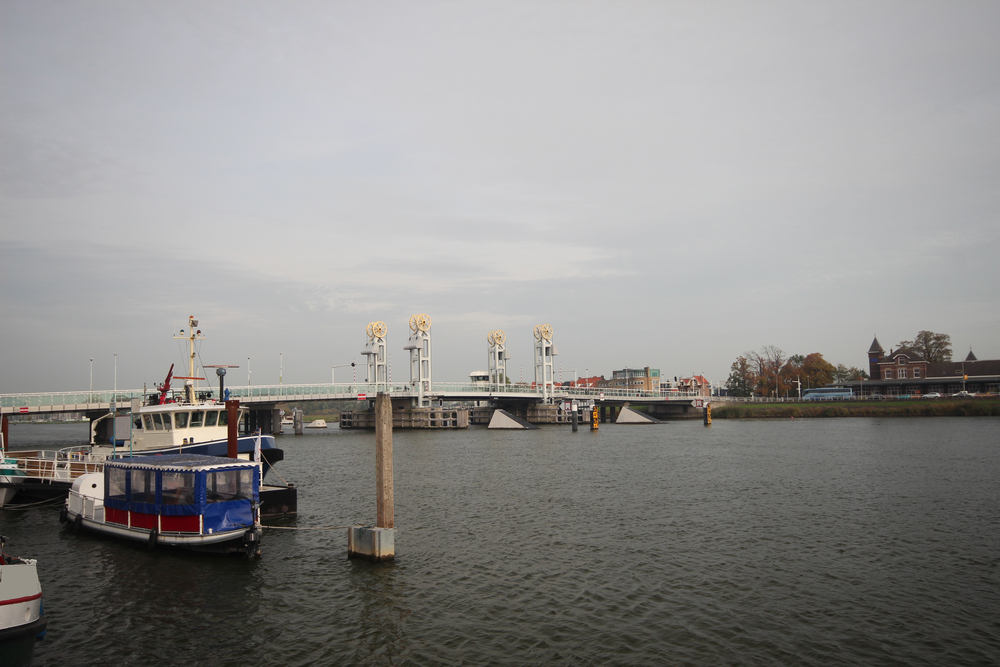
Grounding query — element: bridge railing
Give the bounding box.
[2,382,709,411]
[0,390,145,409]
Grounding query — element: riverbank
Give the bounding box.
[711,398,1000,418]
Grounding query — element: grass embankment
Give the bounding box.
[711,398,1000,419]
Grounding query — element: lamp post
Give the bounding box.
[279,352,283,385]
[332,362,355,385]
[90,357,93,403]
[247,357,251,388]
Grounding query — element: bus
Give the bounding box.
[802,387,854,401]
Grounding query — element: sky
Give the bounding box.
[2,1,998,394]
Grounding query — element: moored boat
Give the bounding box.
[0,317,288,509]
[0,536,47,667]
[304,419,328,429]
[63,454,263,557]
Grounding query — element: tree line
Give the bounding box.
[725,331,952,398]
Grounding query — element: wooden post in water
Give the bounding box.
[375,392,394,529]
[349,392,396,560]
[1,414,8,450]
[226,399,239,458]
[591,406,599,431]
[703,403,712,426]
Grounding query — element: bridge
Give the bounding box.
[0,381,707,416]
[1,315,714,431]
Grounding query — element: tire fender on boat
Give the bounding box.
[73,513,82,532]
[59,506,68,524]
[148,529,158,549]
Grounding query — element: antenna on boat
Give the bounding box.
[174,316,206,404]
[205,364,240,402]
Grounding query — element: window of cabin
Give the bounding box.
[161,414,172,430]
[205,411,218,427]
[160,471,195,505]
[130,469,156,504]
[175,412,189,428]
[142,415,154,431]
[190,411,204,427]
[151,413,164,430]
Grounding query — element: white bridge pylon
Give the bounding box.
[361,321,388,390]
[533,324,558,403]
[487,329,508,390]
[403,313,432,407]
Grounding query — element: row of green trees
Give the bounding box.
[725,331,953,398]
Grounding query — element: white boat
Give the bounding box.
[0,536,47,666]
[0,317,286,507]
[63,454,263,557]
[304,419,328,429]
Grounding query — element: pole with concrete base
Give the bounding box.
[349,392,396,561]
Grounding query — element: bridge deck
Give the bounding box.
[1,383,706,415]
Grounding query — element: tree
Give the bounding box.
[895,331,952,363]
[832,364,867,382]
[725,356,756,397]
[800,352,836,389]
[746,345,786,398]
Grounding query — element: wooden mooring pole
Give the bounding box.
[349,392,396,561]
[375,392,394,529]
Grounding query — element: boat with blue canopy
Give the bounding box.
[63,454,263,557]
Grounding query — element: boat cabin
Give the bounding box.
[78,455,259,537]
[130,403,245,450]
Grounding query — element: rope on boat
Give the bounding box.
[263,524,361,531]
[265,462,291,487]
[1,497,65,510]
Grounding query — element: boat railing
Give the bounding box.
[7,446,106,482]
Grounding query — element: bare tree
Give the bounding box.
[895,331,952,363]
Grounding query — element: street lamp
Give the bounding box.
[90,357,93,402]
[279,352,283,385]
[332,362,355,384]
[247,357,251,388]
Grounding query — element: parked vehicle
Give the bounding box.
[952,391,975,398]
[923,392,942,399]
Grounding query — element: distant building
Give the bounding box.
[677,375,711,397]
[596,367,660,391]
[845,336,1000,396]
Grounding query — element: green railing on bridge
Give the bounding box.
[2,382,704,412]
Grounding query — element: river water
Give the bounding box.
[3,417,999,666]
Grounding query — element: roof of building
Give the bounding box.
[868,336,883,354]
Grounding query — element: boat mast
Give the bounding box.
[173,316,205,404]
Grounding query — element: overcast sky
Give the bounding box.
[2,1,998,394]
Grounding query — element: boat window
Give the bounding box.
[130,470,156,504]
[162,413,172,430]
[204,411,218,427]
[218,410,228,426]
[160,471,195,505]
[174,412,189,428]
[190,411,204,427]
[207,469,253,503]
[107,467,127,502]
[142,415,154,431]
[151,414,164,430]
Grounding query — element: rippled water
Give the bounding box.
[4,417,1000,666]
